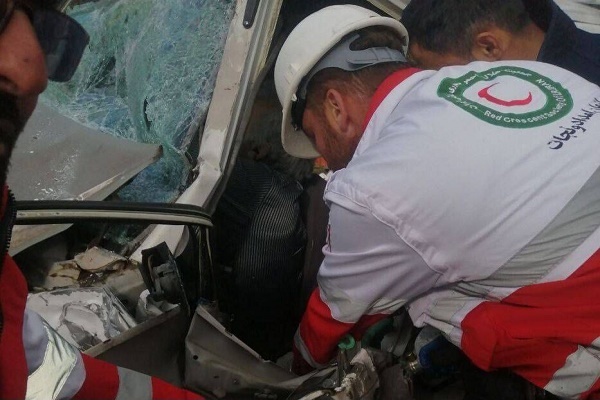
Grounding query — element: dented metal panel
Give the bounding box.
[8,103,161,254]
[184,305,331,396]
[27,287,137,351]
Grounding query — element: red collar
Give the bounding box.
[362,67,422,131]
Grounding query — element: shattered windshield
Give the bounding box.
[37,0,236,203]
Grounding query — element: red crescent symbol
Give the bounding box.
[478,83,533,107]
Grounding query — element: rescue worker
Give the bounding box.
[274,5,600,398]
[400,0,600,85]
[0,1,201,398]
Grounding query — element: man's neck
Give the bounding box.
[510,23,547,60]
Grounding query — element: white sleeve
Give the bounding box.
[317,195,441,323]
[22,308,85,399]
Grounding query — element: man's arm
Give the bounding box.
[22,308,202,399]
[75,353,202,400]
[293,198,440,371]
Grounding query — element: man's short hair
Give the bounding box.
[401,0,532,58]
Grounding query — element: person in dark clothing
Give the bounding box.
[400,0,600,86]
[212,158,306,361]
[211,82,312,361]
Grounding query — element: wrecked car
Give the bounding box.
[10,0,600,399]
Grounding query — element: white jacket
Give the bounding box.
[296,61,600,398]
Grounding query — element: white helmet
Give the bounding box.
[274,5,409,159]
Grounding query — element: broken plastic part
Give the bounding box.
[74,246,127,272]
[140,242,190,316]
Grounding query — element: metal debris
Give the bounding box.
[27,287,137,351]
[74,246,127,272]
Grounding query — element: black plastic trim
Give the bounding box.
[15,200,212,227]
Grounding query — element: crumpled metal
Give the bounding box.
[27,287,137,351]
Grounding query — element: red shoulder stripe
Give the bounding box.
[362,68,422,130]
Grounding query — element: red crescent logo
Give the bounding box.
[478,83,533,107]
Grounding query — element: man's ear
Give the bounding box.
[471,30,507,61]
[323,88,352,136]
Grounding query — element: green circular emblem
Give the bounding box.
[437,66,573,128]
